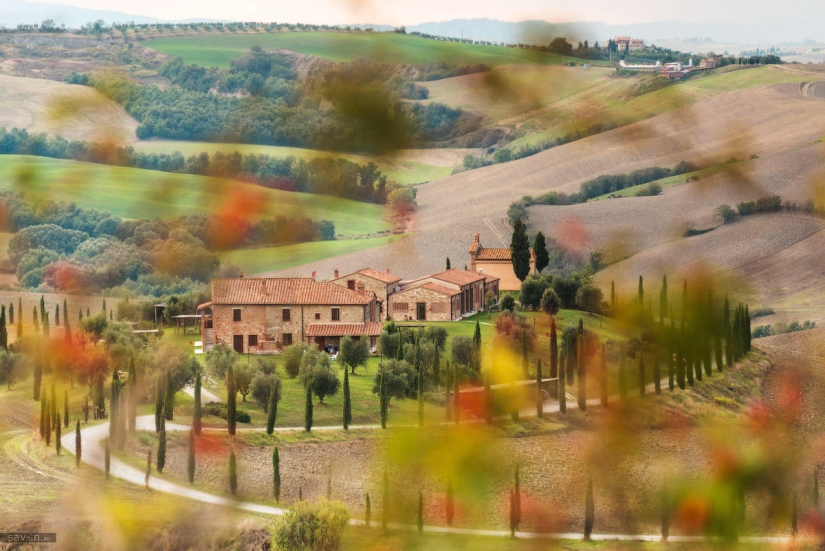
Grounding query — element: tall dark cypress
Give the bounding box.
[660,275,668,324]
[227,363,237,435]
[75,420,81,467]
[638,275,644,306]
[549,316,558,378]
[744,305,752,352]
[510,217,531,282]
[266,384,278,435]
[676,340,686,390]
[229,449,237,495]
[685,327,694,387]
[600,344,608,408]
[380,366,389,429]
[39,295,45,324]
[63,390,69,428]
[445,360,451,421]
[44,400,51,446]
[55,412,61,454]
[653,347,661,395]
[157,426,166,473]
[273,446,281,502]
[154,374,164,433]
[343,368,352,430]
[304,384,313,432]
[558,355,567,414]
[669,307,676,391]
[577,335,586,411]
[193,371,203,436]
[0,305,7,350]
[55,304,60,327]
[164,371,175,421]
[584,475,594,541]
[184,428,194,483]
[535,359,543,419]
[473,320,482,372]
[566,339,575,387]
[145,450,151,489]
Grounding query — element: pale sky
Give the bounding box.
[26,0,823,27]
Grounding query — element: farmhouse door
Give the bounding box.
[416,303,426,321]
[233,335,244,353]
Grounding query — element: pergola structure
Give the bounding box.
[171,314,202,335]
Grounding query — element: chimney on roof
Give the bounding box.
[478,268,483,275]
[311,270,316,281]
[334,269,339,278]
[239,271,244,278]
[386,268,391,274]
[474,233,480,244]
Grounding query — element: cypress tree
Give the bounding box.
[40,295,45,324]
[55,412,61,454]
[684,326,694,387]
[229,449,237,495]
[446,480,454,527]
[618,347,627,401]
[163,371,175,421]
[84,394,89,423]
[266,384,278,435]
[473,321,482,371]
[154,375,164,433]
[50,383,57,427]
[145,449,151,488]
[536,359,543,418]
[653,348,661,395]
[0,305,7,350]
[660,275,668,324]
[814,469,820,510]
[44,401,51,446]
[16,297,22,340]
[445,257,450,270]
[102,298,106,316]
[105,440,110,479]
[550,316,558,378]
[510,217,531,282]
[638,348,646,397]
[116,387,126,450]
[55,304,60,327]
[40,397,46,438]
[343,368,352,430]
[692,330,703,382]
[273,446,281,502]
[396,330,404,361]
[227,363,237,435]
[577,335,586,411]
[64,299,71,344]
[86,307,90,317]
[63,390,69,427]
[365,492,371,527]
[299,487,303,500]
[109,376,119,443]
[193,370,203,436]
[187,428,195,483]
[566,340,575,387]
[584,475,594,541]
[42,312,50,337]
[379,366,388,429]
[7,302,12,325]
[558,356,567,414]
[33,306,39,333]
[600,344,608,408]
[611,281,616,307]
[382,466,389,533]
[638,276,644,306]
[417,344,424,427]
[417,490,424,534]
[433,345,441,388]
[75,420,81,467]
[445,360,451,421]
[676,340,686,390]
[661,480,670,542]
[157,427,166,473]
[533,231,550,273]
[745,305,751,352]
[304,384,313,432]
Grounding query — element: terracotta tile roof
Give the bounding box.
[305,322,384,337]
[419,283,461,296]
[474,247,512,261]
[484,275,501,283]
[355,268,401,284]
[431,269,486,286]
[212,278,373,306]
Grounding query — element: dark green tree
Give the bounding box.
[43,312,50,337]
[417,490,424,534]
[157,427,166,473]
[273,446,281,502]
[229,448,237,495]
[227,363,237,435]
[0,305,7,350]
[445,257,451,270]
[187,428,195,483]
[343,368,352,430]
[724,296,732,367]
[558,354,567,414]
[473,321,482,371]
[266,384,278,435]
[638,276,644,305]
[55,304,60,327]
[584,475,594,541]
[676,340,686,390]
[7,302,11,325]
[55,412,61,454]
[40,295,45,324]
[63,390,69,428]
[44,400,51,446]
[445,360,451,421]
[154,374,164,433]
[653,348,661,394]
[365,492,371,527]
[33,307,39,333]
[533,231,550,273]
[304,384,313,432]
[193,371,203,436]
[163,370,175,421]
[64,299,70,343]
[75,420,81,467]
[550,316,558,378]
[659,275,668,323]
[510,217,531,282]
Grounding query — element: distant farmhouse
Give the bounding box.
[468,233,535,292]
[387,268,498,322]
[609,36,646,52]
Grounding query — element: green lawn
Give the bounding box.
[218,235,406,275]
[141,31,586,69]
[131,141,453,186]
[0,155,390,237]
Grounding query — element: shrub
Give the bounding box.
[283,343,310,378]
[272,499,350,551]
[300,348,339,403]
[540,288,561,316]
[500,294,516,312]
[715,204,738,224]
[203,403,251,423]
[372,359,416,400]
[251,372,281,411]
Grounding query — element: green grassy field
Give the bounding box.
[0,155,390,237]
[132,141,454,185]
[508,65,813,149]
[141,31,588,69]
[218,235,406,275]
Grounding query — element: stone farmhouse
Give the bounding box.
[468,233,535,291]
[387,268,499,322]
[330,267,401,320]
[198,275,383,354]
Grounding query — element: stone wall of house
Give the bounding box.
[387,287,454,322]
[331,273,392,303]
[213,303,370,352]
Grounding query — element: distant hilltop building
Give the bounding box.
[609,36,646,51]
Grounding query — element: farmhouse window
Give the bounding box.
[233,308,241,322]
[248,335,258,347]
[282,308,291,322]
[347,280,356,290]
[332,307,340,321]
[393,302,409,312]
[315,312,321,320]
[283,333,293,346]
